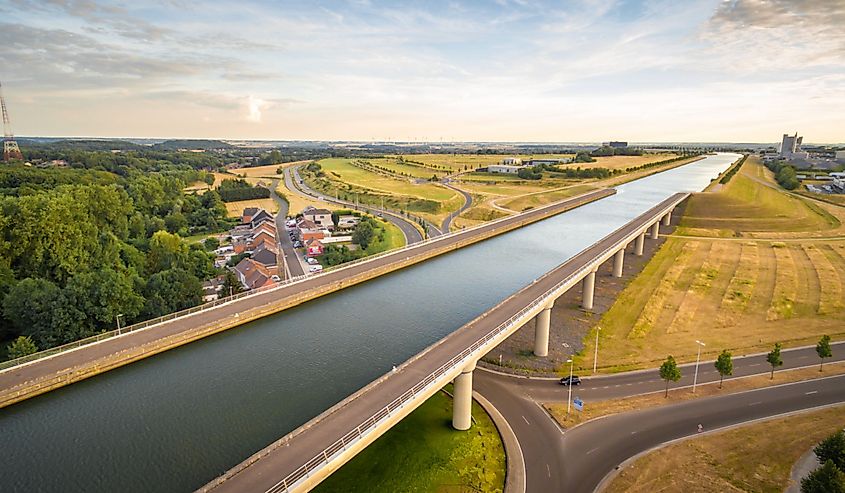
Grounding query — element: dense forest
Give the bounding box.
[0,146,237,359]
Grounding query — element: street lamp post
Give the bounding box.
[566,358,574,415]
[116,314,124,335]
[593,327,601,374]
[692,340,706,393]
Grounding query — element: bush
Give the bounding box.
[217,178,271,202]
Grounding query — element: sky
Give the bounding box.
[1,0,843,143]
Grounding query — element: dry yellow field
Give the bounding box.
[605,404,845,493]
[497,184,597,212]
[276,181,339,216]
[224,198,279,218]
[570,153,678,170]
[578,158,845,373]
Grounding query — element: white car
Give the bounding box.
[309,265,323,273]
[306,257,319,265]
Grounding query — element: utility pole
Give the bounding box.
[593,327,601,374]
[566,358,574,415]
[116,314,124,335]
[692,340,706,392]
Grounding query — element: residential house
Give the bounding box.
[233,258,276,290]
[251,247,278,269]
[250,210,274,229]
[248,231,276,252]
[303,208,333,229]
[336,215,360,230]
[201,275,226,302]
[242,207,261,224]
[306,239,325,257]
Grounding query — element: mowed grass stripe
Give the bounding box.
[767,244,798,321]
[791,244,821,317]
[628,241,701,339]
[749,242,778,316]
[717,242,759,322]
[820,244,845,309]
[700,240,743,332]
[652,241,710,336]
[804,244,842,315]
[665,241,716,335]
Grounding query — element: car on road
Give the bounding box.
[309,265,323,273]
[559,375,581,386]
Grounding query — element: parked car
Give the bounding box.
[309,265,323,273]
[306,258,319,265]
[293,241,303,248]
[559,375,581,386]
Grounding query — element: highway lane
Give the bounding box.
[441,182,473,233]
[567,375,845,493]
[475,341,845,492]
[480,341,845,403]
[268,179,305,278]
[286,165,426,244]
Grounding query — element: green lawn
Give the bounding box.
[370,158,449,180]
[318,158,457,202]
[313,389,505,493]
[368,217,406,252]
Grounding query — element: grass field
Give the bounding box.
[368,157,449,179]
[276,180,339,217]
[313,390,505,493]
[305,158,464,226]
[398,153,575,172]
[497,184,597,212]
[577,158,845,373]
[605,404,845,493]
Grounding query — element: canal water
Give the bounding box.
[0,154,739,492]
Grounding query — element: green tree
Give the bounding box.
[353,220,376,249]
[801,460,845,493]
[816,335,833,372]
[766,342,783,379]
[3,278,62,346]
[142,268,203,318]
[221,270,244,297]
[203,237,221,251]
[714,350,733,389]
[6,335,38,360]
[63,268,144,327]
[659,355,682,397]
[164,212,188,234]
[815,430,845,470]
[146,230,189,274]
[203,173,215,186]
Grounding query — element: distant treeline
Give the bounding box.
[719,155,748,184]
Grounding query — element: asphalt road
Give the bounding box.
[0,189,612,409]
[203,193,677,493]
[285,165,426,244]
[268,179,305,278]
[475,341,845,492]
[441,182,473,233]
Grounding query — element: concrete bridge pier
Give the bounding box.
[662,210,672,226]
[612,249,625,278]
[650,221,660,240]
[635,232,645,256]
[582,270,596,310]
[533,302,555,357]
[452,360,476,430]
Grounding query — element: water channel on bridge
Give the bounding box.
[0,154,738,492]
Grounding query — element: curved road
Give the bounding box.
[283,166,425,245]
[441,181,473,233]
[475,341,845,492]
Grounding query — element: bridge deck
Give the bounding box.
[203,193,688,493]
[0,189,613,408]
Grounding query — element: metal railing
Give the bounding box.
[0,189,612,374]
[261,193,688,493]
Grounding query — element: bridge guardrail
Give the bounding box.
[262,193,688,493]
[0,189,611,374]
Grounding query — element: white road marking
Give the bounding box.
[630,431,637,435]
[749,363,761,367]
[749,401,762,406]
[521,415,530,425]
[806,391,818,395]
[546,463,551,477]
[586,447,600,455]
